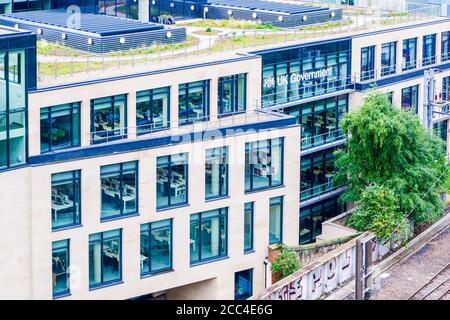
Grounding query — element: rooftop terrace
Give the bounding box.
[33,4,445,89]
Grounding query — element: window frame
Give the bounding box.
[88,229,122,289]
[269,196,283,245]
[40,102,81,153]
[140,219,173,276]
[90,94,127,144]
[402,38,417,71]
[52,239,70,298]
[381,41,397,77]
[190,207,228,265]
[401,85,419,113]
[245,138,284,193]
[218,73,247,116]
[422,34,437,67]
[178,80,210,125]
[205,146,229,200]
[156,153,189,210]
[51,170,82,230]
[100,161,138,220]
[244,202,254,253]
[136,86,170,135]
[360,46,375,81]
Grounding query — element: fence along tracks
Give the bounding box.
[408,264,450,300]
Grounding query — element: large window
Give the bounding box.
[381,42,396,76]
[91,94,127,144]
[442,31,450,62]
[205,147,228,200]
[402,38,417,71]
[285,95,347,150]
[190,208,227,264]
[52,239,70,298]
[96,0,139,19]
[300,196,344,244]
[40,103,80,153]
[51,170,81,230]
[245,138,283,192]
[157,153,188,209]
[140,219,172,275]
[360,46,375,81]
[235,269,253,300]
[89,229,122,288]
[261,40,351,106]
[218,74,246,115]
[434,121,448,143]
[401,85,419,112]
[100,161,137,220]
[244,202,254,253]
[136,87,169,134]
[178,80,209,125]
[422,34,437,66]
[300,148,337,200]
[0,51,26,169]
[269,197,283,245]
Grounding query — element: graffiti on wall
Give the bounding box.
[259,234,389,300]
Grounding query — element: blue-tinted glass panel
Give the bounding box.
[269,197,283,245]
[52,239,70,297]
[156,153,188,208]
[235,269,253,300]
[52,170,81,230]
[136,87,169,134]
[205,146,228,199]
[178,80,209,125]
[140,219,172,275]
[218,74,246,115]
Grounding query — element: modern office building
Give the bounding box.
[1,10,450,300]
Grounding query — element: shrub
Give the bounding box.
[270,248,301,281]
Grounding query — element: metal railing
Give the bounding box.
[36,10,433,86]
[300,181,339,201]
[88,107,288,145]
[301,128,345,150]
[353,55,441,83]
[260,75,354,107]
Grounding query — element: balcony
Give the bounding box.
[301,128,345,152]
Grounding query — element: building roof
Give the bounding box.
[208,0,329,15]
[0,25,31,37]
[2,10,164,36]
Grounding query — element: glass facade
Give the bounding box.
[140,219,172,275]
[136,87,169,134]
[299,196,344,244]
[51,170,81,230]
[156,153,188,208]
[234,269,253,300]
[422,34,437,66]
[178,80,209,125]
[402,38,417,71]
[285,95,347,150]
[360,46,375,80]
[91,94,127,144]
[443,76,450,101]
[205,146,228,200]
[12,0,45,12]
[381,42,396,76]
[269,196,283,245]
[190,208,227,264]
[245,138,283,192]
[300,148,337,200]
[218,74,246,115]
[100,161,137,220]
[244,202,254,253]
[40,102,80,153]
[0,50,26,169]
[89,229,122,288]
[401,85,419,112]
[261,40,351,106]
[442,31,450,62]
[52,0,139,19]
[52,239,70,297]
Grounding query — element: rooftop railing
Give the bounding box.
[36,9,435,87]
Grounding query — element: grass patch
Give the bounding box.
[191,28,222,36]
[37,40,87,57]
[185,18,284,31]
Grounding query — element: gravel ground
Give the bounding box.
[369,226,450,300]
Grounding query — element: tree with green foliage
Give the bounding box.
[334,91,449,238]
[270,248,300,281]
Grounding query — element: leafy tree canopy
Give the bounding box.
[335,91,449,233]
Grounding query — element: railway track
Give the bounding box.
[408,264,450,300]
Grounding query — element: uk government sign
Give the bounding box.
[263,67,333,89]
